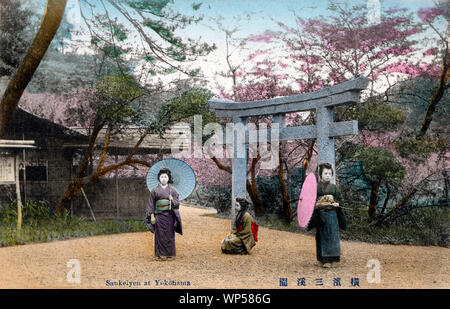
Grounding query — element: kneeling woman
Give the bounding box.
[145,168,182,261]
[221,197,258,255]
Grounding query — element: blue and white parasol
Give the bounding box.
[146,158,197,200]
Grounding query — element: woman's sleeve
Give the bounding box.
[334,185,341,203]
[243,213,253,233]
[307,209,323,230]
[172,189,180,209]
[336,207,347,230]
[145,190,155,217]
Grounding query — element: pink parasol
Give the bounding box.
[297,173,317,228]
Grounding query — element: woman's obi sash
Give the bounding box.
[155,199,171,214]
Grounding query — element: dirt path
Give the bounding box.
[0,205,448,289]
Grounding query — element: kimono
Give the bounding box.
[145,184,183,257]
[221,212,256,254]
[307,181,346,263]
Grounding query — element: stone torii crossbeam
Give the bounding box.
[208,76,369,219]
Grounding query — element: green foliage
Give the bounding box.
[128,0,170,17]
[0,201,147,247]
[144,56,157,63]
[95,75,143,127]
[97,75,142,102]
[192,3,202,11]
[0,0,33,76]
[353,147,405,184]
[340,206,448,247]
[144,20,183,49]
[82,0,212,82]
[169,50,186,62]
[163,68,178,74]
[110,24,128,42]
[0,201,51,226]
[91,37,102,46]
[189,69,200,77]
[102,45,125,58]
[340,102,405,131]
[165,88,217,125]
[337,141,363,160]
[394,137,447,160]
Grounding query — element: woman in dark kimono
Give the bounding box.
[307,163,346,268]
[221,197,257,255]
[145,168,183,261]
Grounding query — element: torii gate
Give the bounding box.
[208,76,369,221]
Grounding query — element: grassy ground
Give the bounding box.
[0,201,147,247]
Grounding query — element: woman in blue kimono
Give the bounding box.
[307,163,346,268]
[145,168,182,261]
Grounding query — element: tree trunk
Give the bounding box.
[210,156,263,216]
[416,52,449,139]
[380,184,390,215]
[368,182,380,221]
[278,152,292,223]
[374,186,418,226]
[56,121,105,215]
[56,158,151,215]
[246,179,263,216]
[249,154,263,216]
[0,0,67,138]
[56,177,85,216]
[302,140,315,179]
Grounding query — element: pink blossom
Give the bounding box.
[215,86,232,100]
[386,8,407,14]
[248,51,267,61]
[295,79,323,93]
[371,46,415,59]
[277,22,296,34]
[328,71,344,84]
[296,80,308,92]
[20,88,99,127]
[352,5,365,11]
[330,56,354,73]
[418,7,447,23]
[285,41,296,51]
[235,81,294,102]
[350,17,364,25]
[278,61,288,69]
[306,55,323,64]
[253,68,286,80]
[246,32,278,44]
[372,62,441,79]
[299,64,317,75]
[423,48,437,56]
[360,130,399,148]
[256,61,273,68]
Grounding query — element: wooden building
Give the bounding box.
[0,107,190,219]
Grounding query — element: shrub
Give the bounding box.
[0,201,147,247]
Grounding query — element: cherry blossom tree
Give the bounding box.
[248,1,449,221]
